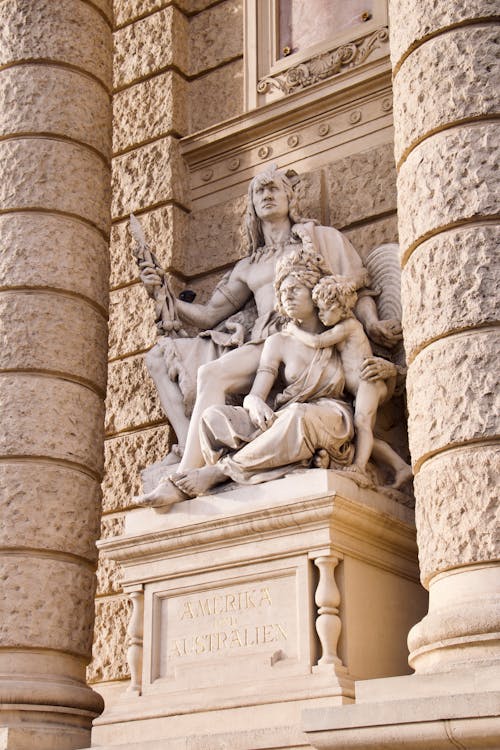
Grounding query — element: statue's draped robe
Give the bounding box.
[199,343,354,485]
[158,223,368,415]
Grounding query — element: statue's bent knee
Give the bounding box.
[197,361,227,392]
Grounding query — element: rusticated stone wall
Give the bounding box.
[90,0,246,688]
[91,0,400,692]
[0,0,113,747]
[389,0,500,586]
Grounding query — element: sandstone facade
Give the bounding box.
[1,0,497,748]
[0,1,112,747]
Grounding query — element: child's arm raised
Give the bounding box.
[286,320,350,349]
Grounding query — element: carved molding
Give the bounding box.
[257,28,389,96]
[99,478,417,581]
[181,75,394,209]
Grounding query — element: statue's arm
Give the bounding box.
[355,296,402,348]
[176,259,252,329]
[287,321,350,349]
[243,336,282,431]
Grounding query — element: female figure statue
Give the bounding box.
[168,248,355,498]
[136,165,401,506]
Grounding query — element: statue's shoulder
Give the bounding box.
[293,221,346,243]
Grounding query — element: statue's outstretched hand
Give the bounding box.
[243,394,276,432]
[360,356,398,382]
[367,318,402,348]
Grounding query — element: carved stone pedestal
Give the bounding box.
[91,471,426,749]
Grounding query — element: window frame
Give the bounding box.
[245,0,388,109]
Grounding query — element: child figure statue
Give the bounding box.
[286,275,412,488]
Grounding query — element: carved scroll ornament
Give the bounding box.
[257,28,389,96]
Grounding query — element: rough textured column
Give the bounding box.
[390,0,500,674]
[0,1,112,748]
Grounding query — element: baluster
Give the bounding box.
[314,555,342,666]
[126,586,144,694]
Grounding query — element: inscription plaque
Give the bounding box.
[158,573,298,677]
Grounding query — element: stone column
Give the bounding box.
[390,1,499,674]
[0,2,112,748]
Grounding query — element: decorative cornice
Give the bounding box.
[257,28,389,97]
[98,481,417,579]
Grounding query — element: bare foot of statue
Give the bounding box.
[172,465,227,498]
[342,463,373,487]
[133,477,188,509]
[390,464,413,489]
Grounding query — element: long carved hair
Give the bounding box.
[245,164,316,260]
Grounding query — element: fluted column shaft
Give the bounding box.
[0,1,112,748]
[389,0,499,674]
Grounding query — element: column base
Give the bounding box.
[408,563,500,674]
[0,652,104,750]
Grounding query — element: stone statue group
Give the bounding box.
[133,165,411,510]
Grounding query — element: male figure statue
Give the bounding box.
[137,165,400,506]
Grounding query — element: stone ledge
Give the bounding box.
[303,670,500,749]
[99,470,417,577]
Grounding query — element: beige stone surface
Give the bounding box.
[96,554,123,596]
[393,25,500,163]
[91,0,114,22]
[187,193,247,275]
[294,169,324,225]
[1,374,105,476]
[88,596,131,683]
[0,65,111,159]
[402,225,500,361]
[0,0,112,87]
[189,59,244,132]
[344,214,399,263]
[0,291,108,391]
[0,555,96,655]
[109,284,157,360]
[114,0,221,26]
[415,445,500,584]
[111,136,188,220]
[326,143,397,229]
[110,204,189,287]
[113,6,188,90]
[0,138,111,235]
[0,214,109,310]
[113,71,187,153]
[105,356,164,435]
[189,0,243,76]
[389,0,499,70]
[0,462,100,561]
[406,330,500,466]
[101,514,126,539]
[398,123,498,257]
[113,0,166,27]
[102,425,173,513]
[183,0,227,11]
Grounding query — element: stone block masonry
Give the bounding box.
[0,0,113,748]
